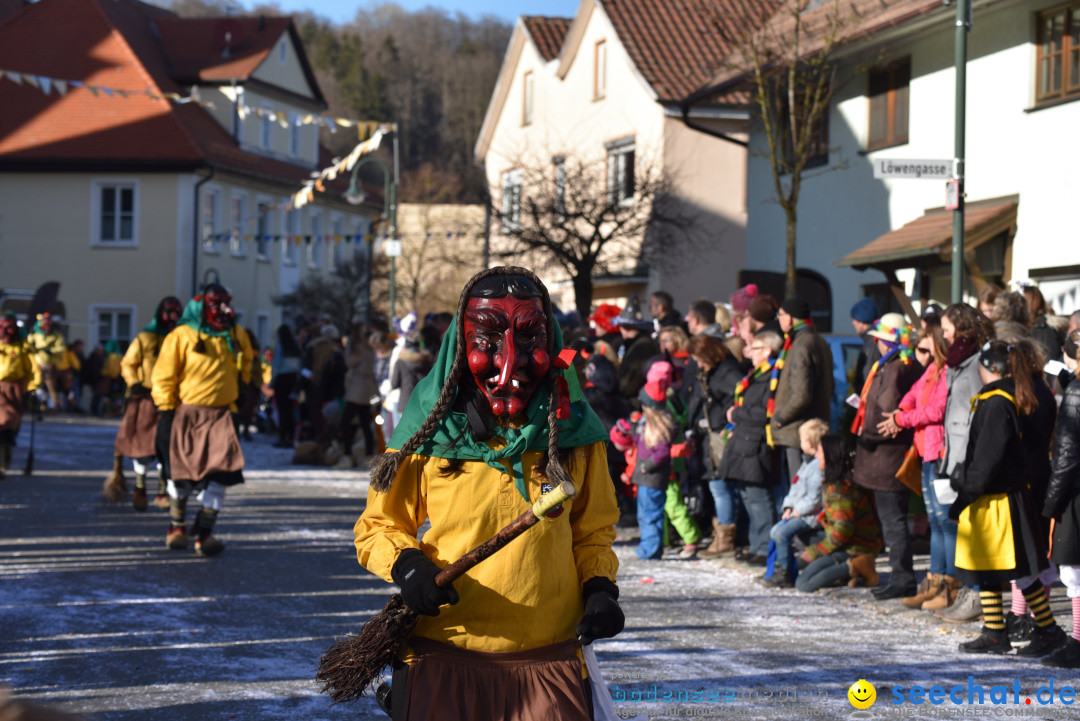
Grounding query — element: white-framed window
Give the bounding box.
[259,105,273,149]
[605,137,635,207]
[255,312,271,352]
[91,304,136,352]
[308,211,322,269]
[500,169,522,233]
[330,214,344,271]
[90,180,138,247]
[256,198,272,261]
[288,112,301,157]
[201,186,222,254]
[283,205,299,265]
[594,40,607,99]
[522,70,534,125]
[230,192,248,257]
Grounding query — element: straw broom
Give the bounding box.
[100,452,127,504]
[316,480,576,704]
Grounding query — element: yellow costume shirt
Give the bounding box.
[0,340,41,389]
[151,325,252,410]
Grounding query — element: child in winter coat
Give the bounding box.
[1042,330,1080,668]
[796,435,883,593]
[951,340,1067,656]
[763,418,828,588]
[631,377,678,560]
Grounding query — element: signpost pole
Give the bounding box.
[951,0,969,304]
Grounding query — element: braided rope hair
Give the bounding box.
[369,266,572,492]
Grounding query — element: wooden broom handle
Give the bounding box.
[434,480,576,586]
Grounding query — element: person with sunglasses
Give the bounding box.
[879,318,954,610]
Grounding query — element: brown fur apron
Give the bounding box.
[400,639,590,721]
[169,404,244,483]
[114,395,158,458]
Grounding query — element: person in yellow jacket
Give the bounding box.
[151,285,251,556]
[0,313,40,478]
[354,268,622,720]
[115,296,182,511]
[27,311,65,411]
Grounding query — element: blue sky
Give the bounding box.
[273,0,583,24]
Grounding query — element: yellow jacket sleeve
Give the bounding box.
[236,327,254,386]
[354,453,427,583]
[569,441,620,585]
[121,336,144,388]
[151,331,183,411]
[26,349,41,391]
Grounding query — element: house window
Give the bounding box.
[255,313,270,350]
[92,181,138,246]
[259,106,273,149]
[279,38,288,65]
[778,93,830,170]
[201,187,222,254]
[289,113,301,157]
[523,71,534,125]
[553,156,566,222]
[594,41,606,99]
[256,200,271,261]
[308,212,322,269]
[230,193,247,257]
[283,207,299,265]
[1036,4,1080,103]
[867,59,910,150]
[605,138,635,207]
[92,305,135,352]
[500,169,522,233]
[330,215,344,271]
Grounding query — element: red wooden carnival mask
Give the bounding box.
[203,286,234,332]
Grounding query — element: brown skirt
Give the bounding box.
[402,639,589,721]
[0,380,24,433]
[169,403,244,484]
[114,395,158,458]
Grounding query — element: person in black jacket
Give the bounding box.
[951,340,1067,656]
[686,333,746,558]
[1042,337,1080,668]
[718,330,782,565]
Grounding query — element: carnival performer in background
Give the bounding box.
[354,267,623,720]
[106,297,182,510]
[0,313,40,479]
[151,285,251,556]
[27,311,66,411]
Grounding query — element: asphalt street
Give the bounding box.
[2,417,1077,721]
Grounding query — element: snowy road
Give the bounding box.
[2,418,1077,720]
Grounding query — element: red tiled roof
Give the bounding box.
[156,16,293,83]
[690,0,943,103]
[0,0,352,195]
[522,16,572,62]
[599,0,775,103]
[838,197,1019,269]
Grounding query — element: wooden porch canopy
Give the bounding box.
[836,195,1019,321]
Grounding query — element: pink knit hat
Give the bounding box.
[644,361,674,402]
[609,418,633,448]
[730,284,759,314]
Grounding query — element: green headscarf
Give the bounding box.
[142,297,179,335]
[387,315,607,501]
[177,296,235,353]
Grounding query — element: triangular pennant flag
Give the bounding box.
[39,77,53,95]
[115,89,128,98]
[8,72,22,85]
[100,87,114,97]
[54,80,68,96]
[24,74,40,89]
[69,80,83,87]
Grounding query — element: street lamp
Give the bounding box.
[344,131,400,319]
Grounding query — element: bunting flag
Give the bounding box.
[0,67,214,108]
[290,128,386,209]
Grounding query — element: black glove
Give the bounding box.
[576,577,624,646]
[130,382,150,398]
[391,548,458,616]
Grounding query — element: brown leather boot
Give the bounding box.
[902,573,942,608]
[922,575,960,611]
[699,522,735,558]
[846,552,879,587]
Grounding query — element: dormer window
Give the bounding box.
[594,40,606,99]
[523,71,534,126]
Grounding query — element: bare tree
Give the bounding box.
[695,0,853,298]
[489,150,703,319]
[273,252,380,331]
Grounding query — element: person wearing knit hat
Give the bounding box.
[739,294,780,347]
[850,312,924,600]
[770,296,834,519]
[609,417,633,450]
[851,297,882,395]
[631,379,678,560]
[731,284,759,316]
[615,296,660,406]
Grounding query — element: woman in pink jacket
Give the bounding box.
[879,317,955,610]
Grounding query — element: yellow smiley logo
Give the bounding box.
[848,679,876,709]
